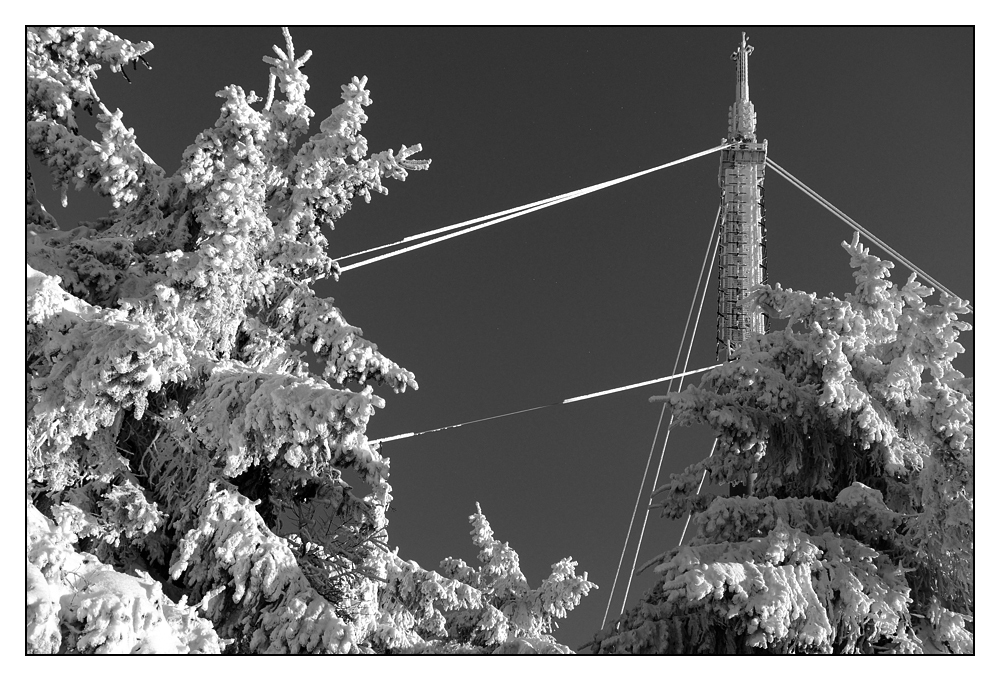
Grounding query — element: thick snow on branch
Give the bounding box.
[27,502,223,653]
[373,504,595,654]
[26,27,593,656]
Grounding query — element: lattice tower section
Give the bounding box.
[717,144,767,360]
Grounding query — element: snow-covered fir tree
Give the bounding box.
[588,233,972,654]
[26,26,593,654]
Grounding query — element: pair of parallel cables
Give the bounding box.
[599,202,721,630]
[336,143,734,270]
[765,158,971,311]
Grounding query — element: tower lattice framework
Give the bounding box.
[717,32,768,362]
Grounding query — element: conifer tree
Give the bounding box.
[588,234,973,654]
[26,26,593,654]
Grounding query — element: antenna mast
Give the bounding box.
[717,32,768,361]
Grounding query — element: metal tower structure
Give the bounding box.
[716,32,768,361]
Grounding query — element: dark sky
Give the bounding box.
[33,26,974,651]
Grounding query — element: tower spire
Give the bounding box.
[728,31,757,142]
